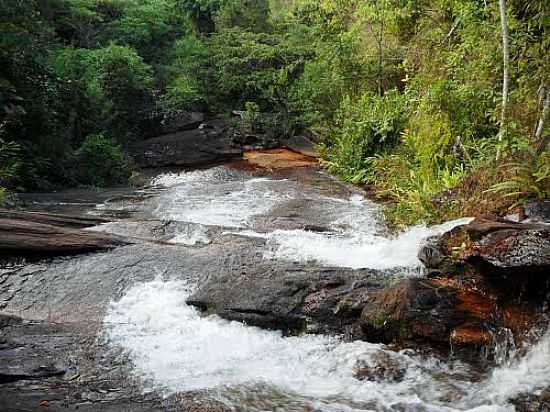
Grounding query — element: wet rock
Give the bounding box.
[131,119,243,168]
[410,216,550,351]
[523,199,550,223]
[361,278,457,344]
[0,313,22,329]
[353,350,406,382]
[143,111,205,137]
[0,209,108,229]
[462,218,550,269]
[360,276,538,350]
[284,135,318,158]
[187,265,390,335]
[511,386,550,412]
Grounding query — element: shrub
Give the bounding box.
[74,134,131,187]
[322,90,408,180]
[487,149,550,208]
[0,137,23,197]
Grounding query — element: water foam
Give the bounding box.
[479,329,550,405]
[104,277,546,412]
[236,218,472,270]
[168,225,211,246]
[152,171,286,228]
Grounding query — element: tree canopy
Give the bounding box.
[0,0,548,222]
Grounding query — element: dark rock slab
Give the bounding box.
[463,218,550,269]
[361,278,460,345]
[419,217,550,272]
[131,119,243,168]
[143,111,205,137]
[512,386,550,412]
[359,276,540,349]
[284,135,318,158]
[412,216,550,350]
[353,350,406,382]
[187,264,392,336]
[523,199,550,223]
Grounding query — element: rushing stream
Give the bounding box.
[94,165,550,411]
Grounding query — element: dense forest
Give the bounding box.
[0,0,548,224]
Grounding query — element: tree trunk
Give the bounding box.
[535,85,549,153]
[497,0,510,158]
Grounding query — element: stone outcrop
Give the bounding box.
[143,111,205,137]
[131,119,243,168]
[360,275,538,349]
[376,216,550,349]
[461,218,550,269]
[284,135,318,158]
[0,209,108,229]
[187,264,392,337]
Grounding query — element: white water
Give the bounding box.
[105,277,550,411]
[236,217,472,270]
[168,225,211,246]
[149,168,471,270]
[150,168,295,228]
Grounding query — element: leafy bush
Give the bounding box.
[52,44,154,143]
[323,90,408,180]
[74,134,131,187]
[159,75,204,111]
[487,150,550,208]
[0,137,23,204]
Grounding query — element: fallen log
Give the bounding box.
[0,212,128,255]
[0,209,109,229]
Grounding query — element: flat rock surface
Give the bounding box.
[243,148,318,169]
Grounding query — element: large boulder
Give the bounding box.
[406,216,550,350]
[360,276,537,348]
[418,217,550,273]
[131,119,242,168]
[462,218,550,269]
[523,199,550,223]
[142,111,205,137]
[187,264,392,337]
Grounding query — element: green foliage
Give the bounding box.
[52,44,154,142]
[0,137,23,202]
[487,150,550,207]
[208,28,310,108]
[216,0,271,32]
[323,90,408,180]
[158,35,209,111]
[0,0,547,215]
[74,133,131,187]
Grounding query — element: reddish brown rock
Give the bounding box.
[243,148,318,169]
[360,276,538,349]
[462,218,550,269]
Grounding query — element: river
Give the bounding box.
[2,162,549,411]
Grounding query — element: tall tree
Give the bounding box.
[497,0,510,155]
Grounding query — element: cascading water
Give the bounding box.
[101,167,550,411]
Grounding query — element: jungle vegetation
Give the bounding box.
[1,0,548,224]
